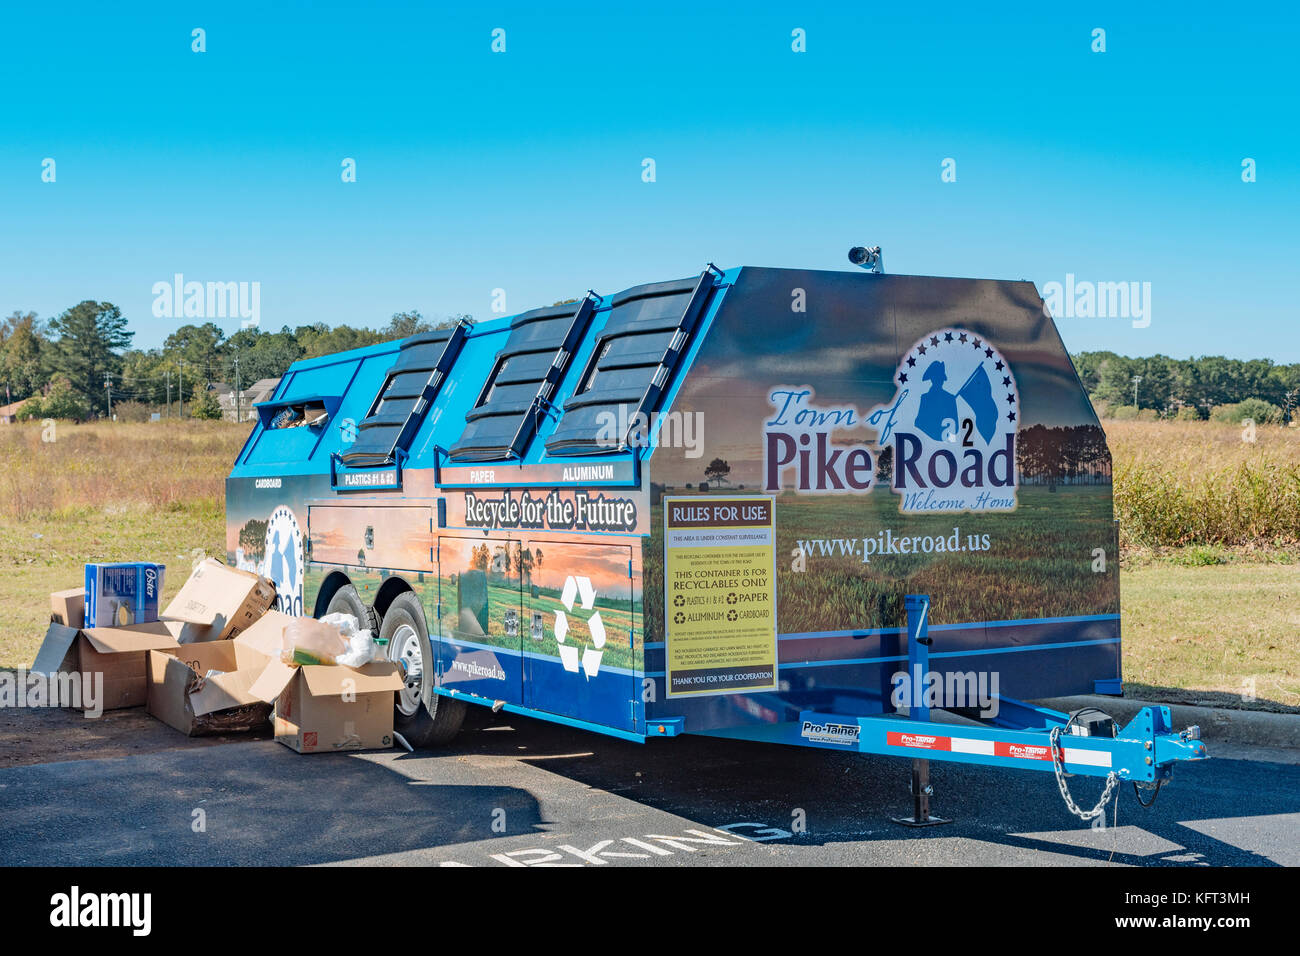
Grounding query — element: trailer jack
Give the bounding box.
[892,596,951,827]
[892,758,951,827]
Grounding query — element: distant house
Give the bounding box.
[248,378,281,403]
[0,399,30,424]
[214,377,280,422]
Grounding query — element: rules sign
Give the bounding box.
[663,497,778,698]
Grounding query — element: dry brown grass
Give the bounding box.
[1106,420,1300,552]
[0,419,1295,707]
[1122,562,1299,710]
[0,420,247,521]
[0,420,250,667]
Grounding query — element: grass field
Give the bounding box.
[0,420,238,667]
[1121,563,1299,710]
[1,418,1295,707]
[1107,419,1300,554]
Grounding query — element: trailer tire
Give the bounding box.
[324,584,379,634]
[381,591,465,749]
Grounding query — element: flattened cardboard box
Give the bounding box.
[162,558,276,644]
[147,645,267,736]
[31,620,185,711]
[146,609,288,735]
[250,657,403,754]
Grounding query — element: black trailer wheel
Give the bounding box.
[381,591,466,749]
[324,584,379,633]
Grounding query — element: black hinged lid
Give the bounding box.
[543,270,717,457]
[339,323,469,467]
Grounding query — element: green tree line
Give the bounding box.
[0,303,471,420]
[1073,351,1300,422]
[2,303,1296,423]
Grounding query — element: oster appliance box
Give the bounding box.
[85,563,165,628]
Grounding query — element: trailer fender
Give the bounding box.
[373,575,415,623]
[312,570,353,619]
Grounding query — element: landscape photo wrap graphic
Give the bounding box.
[643,271,1118,638]
[436,536,637,672]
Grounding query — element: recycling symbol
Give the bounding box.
[555,575,605,679]
[674,611,686,624]
[726,592,738,605]
[727,609,738,622]
[673,594,685,607]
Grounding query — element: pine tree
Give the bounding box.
[46,301,132,416]
[191,388,223,420]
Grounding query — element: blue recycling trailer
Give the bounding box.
[227,260,1206,819]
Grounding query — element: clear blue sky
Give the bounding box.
[1,2,1296,360]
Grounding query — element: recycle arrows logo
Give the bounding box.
[554,575,605,679]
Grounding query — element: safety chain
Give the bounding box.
[1048,725,1119,821]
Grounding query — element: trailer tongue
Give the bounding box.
[227,257,1207,821]
[774,595,1207,825]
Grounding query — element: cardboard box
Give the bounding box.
[162,558,276,644]
[245,614,403,753]
[85,563,165,627]
[146,609,285,735]
[50,588,85,628]
[31,620,184,711]
[146,638,275,737]
[258,662,402,753]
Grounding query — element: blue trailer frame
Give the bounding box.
[697,596,1205,784]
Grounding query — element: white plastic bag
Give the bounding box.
[321,612,378,668]
[281,616,348,666]
[280,613,378,667]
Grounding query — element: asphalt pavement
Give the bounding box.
[2,707,1296,866]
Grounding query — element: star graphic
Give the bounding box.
[907,356,916,367]
[1005,393,1016,404]
[995,360,1004,371]
[944,332,954,342]
[985,348,994,358]
[1002,376,1012,387]
[972,338,982,349]
[958,332,968,343]
[899,373,908,383]
[918,344,927,355]
[1007,411,1016,422]
[930,336,940,346]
